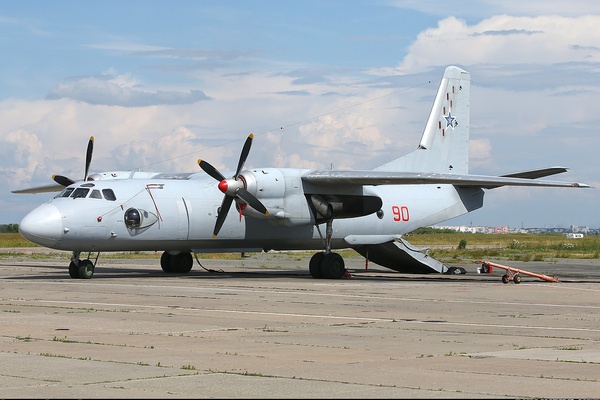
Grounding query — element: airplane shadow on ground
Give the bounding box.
[3,261,517,284]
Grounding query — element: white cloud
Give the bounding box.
[0,129,43,184]
[46,72,211,106]
[388,15,600,74]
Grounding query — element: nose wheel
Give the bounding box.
[69,251,97,279]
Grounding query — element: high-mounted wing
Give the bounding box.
[302,169,591,189]
[11,184,65,194]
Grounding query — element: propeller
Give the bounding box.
[198,133,269,237]
[52,136,94,187]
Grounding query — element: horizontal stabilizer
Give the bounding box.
[501,166,569,179]
[480,167,575,190]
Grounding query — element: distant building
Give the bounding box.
[570,225,590,234]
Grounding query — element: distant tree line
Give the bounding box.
[0,224,19,233]
[409,227,457,234]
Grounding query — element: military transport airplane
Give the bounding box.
[12,66,591,279]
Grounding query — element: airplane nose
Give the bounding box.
[19,204,63,248]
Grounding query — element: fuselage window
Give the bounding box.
[90,189,102,199]
[102,189,116,201]
[71,188,90,199]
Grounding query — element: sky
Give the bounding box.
[1,0,599,229]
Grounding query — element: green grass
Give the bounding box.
[406,232,600,261]
[0,233,38,247]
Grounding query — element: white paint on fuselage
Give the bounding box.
[19,170,483,254]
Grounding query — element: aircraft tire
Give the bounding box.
[513,275,522,284]
[69,261,80,279]
[160,252,173,272]
[309,252,325,279]
[321,252,345,279]
[174,252,193,273]
[78,260,94,279]
[161,252,193,273]
[502,274,509,284]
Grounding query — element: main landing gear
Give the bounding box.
[160,251,194,273]
[69,251,98,279]
[309,220,348,279]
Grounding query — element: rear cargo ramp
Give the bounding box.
[354,238,454,274]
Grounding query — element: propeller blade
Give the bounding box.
[52,174,76,187]
[200,133,266,237]
[198,159,226,182]
[84,136,94,180]
[234,133,253,178]
[235,187,268,215]
[213,195,234,237]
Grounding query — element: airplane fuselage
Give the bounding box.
[19,168,484,254]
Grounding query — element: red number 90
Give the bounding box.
[392,205,410,222]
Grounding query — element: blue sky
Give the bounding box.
[1,0,599,229]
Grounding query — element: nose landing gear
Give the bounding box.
[69,251,98,279]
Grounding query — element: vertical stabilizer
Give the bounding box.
[375,66,470,174]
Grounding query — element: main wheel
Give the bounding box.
[161,252,193,273]
[161,252,174,273]
[173,252,193,273]
[78,259,94,279]
[69,261,80,279]
[321,252,345,279]
[309,252,325,279]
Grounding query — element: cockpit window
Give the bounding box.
[71,188,90,199]
[56,187,75,198]
[54,186,116,201]
[102,189,116,201]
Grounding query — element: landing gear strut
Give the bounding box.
[309,220,347,279]
[69,251,98,279]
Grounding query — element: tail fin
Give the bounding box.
[375,66,470,174]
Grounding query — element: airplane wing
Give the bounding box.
[302,169,591,189]
[11,183,65,194]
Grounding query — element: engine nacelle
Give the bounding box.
[237,168,314,226]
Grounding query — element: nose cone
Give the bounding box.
[19,204,63,248]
